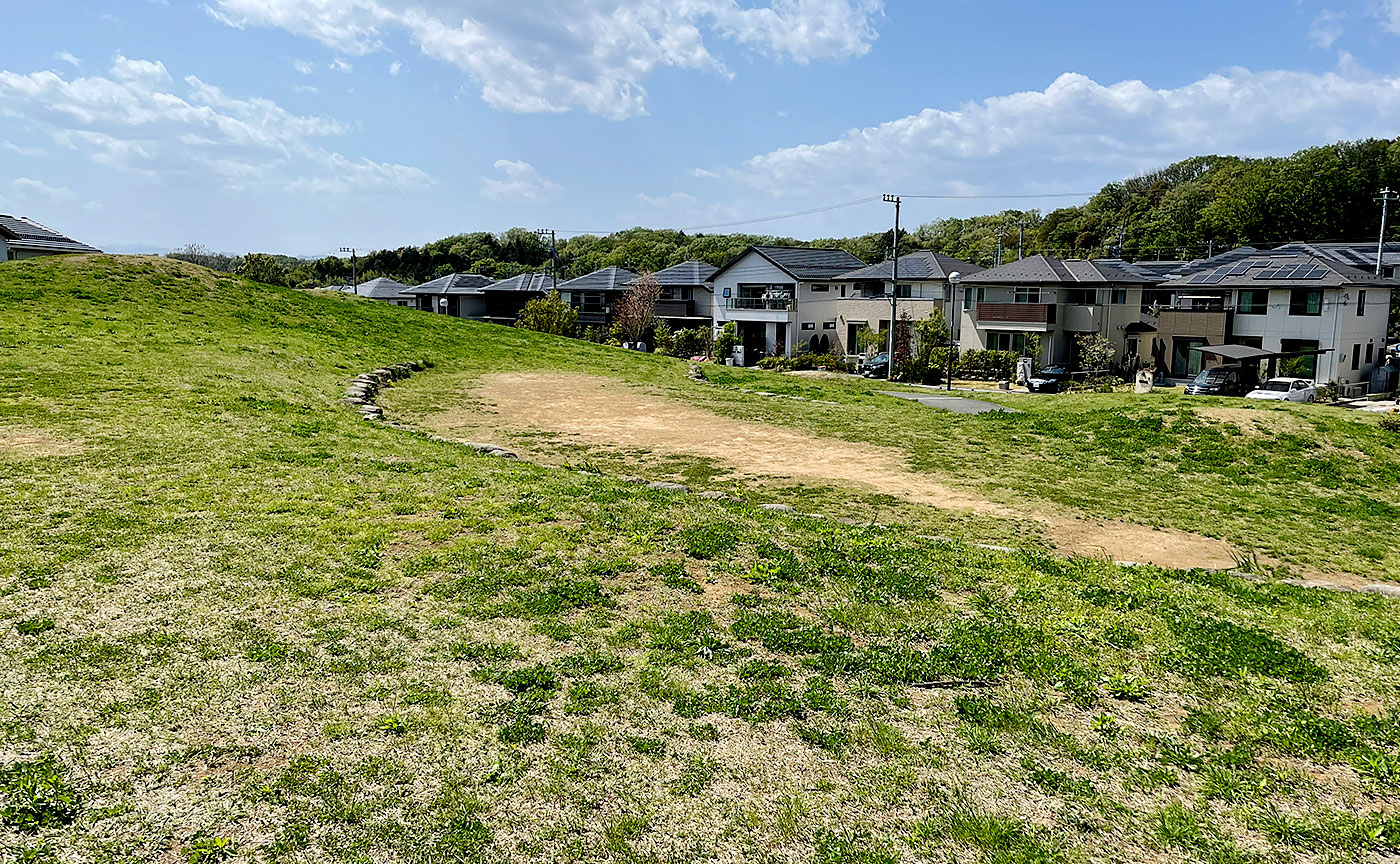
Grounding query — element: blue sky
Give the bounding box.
[2,0,1399,257]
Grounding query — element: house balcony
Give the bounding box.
[727,297,794,311]
[975,303,1056,330]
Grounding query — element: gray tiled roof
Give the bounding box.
[404,273,496,295]
[840,251,984,281]
[486,272,554,292]
[0,214,101,254]
[643,260,718,286]
[960,254,1161,285]
[556,266,637,292]
[1276,242,1400,271]
[354,277,413,299]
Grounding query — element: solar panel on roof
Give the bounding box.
[1203,273,1226,284]
[1226,261,1254,276]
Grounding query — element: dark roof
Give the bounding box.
[556,266,637,292]
[404,273,495,295]
[354,277,413,299]
[641,260,718,287]
[486,272,554,292]
[710,245,867,282]
[840,251,984,281]
[1282,241,1400,270]
[1175,250,1382,288]
[960,254,1161,285]
[0,214,100,254]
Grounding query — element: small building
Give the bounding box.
[479,272,553,324]
[403,273,495,317]
[0,214,101,261]
[708,245,867,362]
[640,260,717,332]
[556,266,637,330]
[957,255,1161,367]
[353,277,415,307]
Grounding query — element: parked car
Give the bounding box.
[1184,365,1256,397]
[860,353,890,378]
[1245,377,1317,402]
[1026,365,1073,393]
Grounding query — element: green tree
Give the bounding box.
[237,253,290,286]
[714,322,739,361]
[515,291,578,336]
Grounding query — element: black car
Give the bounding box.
[1184,365,1256,397]
[1026,365,1073,393]
[860,353,890,378]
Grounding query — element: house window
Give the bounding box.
[1357,290,1366,315]
[1366,342,1375,364]
[986,332,1033,353]
[1289,289,1322,316]
[894,284,912,298]
[801,322,816,331]
[1111,289,1127,305]
[1353,344,1361,371]
[823,321,836,329]
[1014,287,1041,304]
[809,283,829,293]
[878,319,890,332]
[1063,288,1096,305]
[1281,339,1320,377]
[963,287,974,311]
[942,284,952,303]
[659,287,691,301]
[1237,289,1268,314]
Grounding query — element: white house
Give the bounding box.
[0,214,100,261]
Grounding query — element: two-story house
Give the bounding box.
[708,246,866,362]
[476,272,553,324]
[957,255,1162,366]
[1149,245,1391,383]
[640,260,717,332]
[556,266,637,330]
[832,251,984,354]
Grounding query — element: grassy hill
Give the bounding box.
[2,255,1399,863]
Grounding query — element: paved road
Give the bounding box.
[878,391,1019,414]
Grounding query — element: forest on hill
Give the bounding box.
[171,137,1400,288]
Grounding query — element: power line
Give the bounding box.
[899,192,1095,200]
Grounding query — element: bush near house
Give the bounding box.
[958,350,1018,381]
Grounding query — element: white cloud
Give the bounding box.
[12,178,77,202]
[480,159,561,202]
[291,57,315,74]
[1381,0,1400,34]
[53,51,82,68]
[725,67,1400,197]
[389,60,402,76]
[329,57,353,73]
[690,167,721,180]
[1309,10,1344,48]
[209,0,883,119]
[0,55,430,194]
[3,140,48,157]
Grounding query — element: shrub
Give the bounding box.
[0,756,81,831]
[714,323,738,360]
[515,291,578,336]
[673,327,711,358]
[957,349,1017,380]
[1379,414,1400,434]
[651,320,674,355]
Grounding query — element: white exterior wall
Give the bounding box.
[710,253,796,356]
[1230,286,1391,383]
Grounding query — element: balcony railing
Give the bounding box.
[727,297,793,311]
[976,303,1056,324]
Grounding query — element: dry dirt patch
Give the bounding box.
[439,372,1240,570]
[0,427,84,457]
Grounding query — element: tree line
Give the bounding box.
[168,136,1400,287]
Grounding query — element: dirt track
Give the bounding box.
[441,372,1241,570]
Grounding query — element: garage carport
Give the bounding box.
[1191,344,1333,380]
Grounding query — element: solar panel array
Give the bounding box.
[0,215,69,242]
[1186,259,1329,283]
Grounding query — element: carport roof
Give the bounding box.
[1192,344,1333,361]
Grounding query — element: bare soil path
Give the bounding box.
[433,372,1241,570]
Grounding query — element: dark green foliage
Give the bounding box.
[647,611,729,660]
[0,756,81,831]
[14,618,54,636]
[1169,613,1328,683]
[651,560,703,593]
[910,801,1064,863]
[497,664,559,696]
[183,835,235,863]
[510,578,612,617]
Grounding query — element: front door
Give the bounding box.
[739,321,766,365]
[775,323,787,357]
[847,322,864,355]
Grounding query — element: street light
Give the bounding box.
[883,194,901,381]
[946,271,962,391]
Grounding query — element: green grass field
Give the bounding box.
[3,255,1400,863]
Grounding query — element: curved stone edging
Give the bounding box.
[343,363,519,459]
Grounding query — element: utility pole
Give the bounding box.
[339,247,357,290]
[995,226,1008,266]
[535,229,558,289]
[1115,225,1126,258]
[1017,218,1028,259]
[883,194,901,381]
[1376,188,1398,276]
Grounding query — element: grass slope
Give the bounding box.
[1,255,1398,864]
